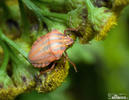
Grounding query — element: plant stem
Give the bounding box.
[22,0,69,21]
[8,44,24,66]
[41,17,54,31]
[9,48,20,65]
[0,30,28,59]
[43,11,68,21]
[18,0,31,41]
[85,0,95,13]
[0,40,9,72]
[0,1,10,19]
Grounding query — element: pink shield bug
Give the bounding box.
[28,30,77,73]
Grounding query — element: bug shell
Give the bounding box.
[28,30,73,68]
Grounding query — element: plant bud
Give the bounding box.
[0,70,23,100]
[11,58,36,92]
[79,20,96,44]
[67,7,84,29]
[85,0,117,40]
[112,0,129,14]
[35,57,69,92]
[94,9,117,40]
[113,0,129,8]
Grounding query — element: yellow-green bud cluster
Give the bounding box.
[112,0,129,14]
[79,20,95,44]
[82,0,117,41]
[113,0,129,7]
[11,62,35,91]
[0,69,25,100]
[95,12,117,40]
[36,57,69,92]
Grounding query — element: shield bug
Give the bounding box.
[28,30,77,73]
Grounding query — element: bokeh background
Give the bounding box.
[15,5,129,100]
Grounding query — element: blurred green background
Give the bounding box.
[15,6,129,100]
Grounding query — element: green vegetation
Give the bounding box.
[0,0,129,100]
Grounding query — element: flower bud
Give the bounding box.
[95,10,117,40]
[85,0,117,40]
[112,0,129,14]
[67,7,84,28]
[113,0,129,8]
[0,70,23,100]
[35,57,69,92]
[11,56,36,92]
[79,20,96,44]
[0,40,23,100]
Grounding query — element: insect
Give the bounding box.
[28,29,77,73]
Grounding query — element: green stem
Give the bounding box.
[8,46,22,66]
[0,1,10,19]
[18,0,31,41]
[0,30,28,59]
[10,51,20,65]
[85,0,95,13]
[0,40,9,72]
[43,11,68,21]
[35,0,65,5]
[22,0,43,19]
[41,17,54,31]
[12,62,17,73]
[22,0,69,21]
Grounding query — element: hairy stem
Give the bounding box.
[0,30,28,58]
[85,0,95,13]
[0,40,9,72]
[22,0,69,21]
[18,0,31,41]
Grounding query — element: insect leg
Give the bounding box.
[64,51,77,72]
[39,62,56,77]
[64,28,78,35]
